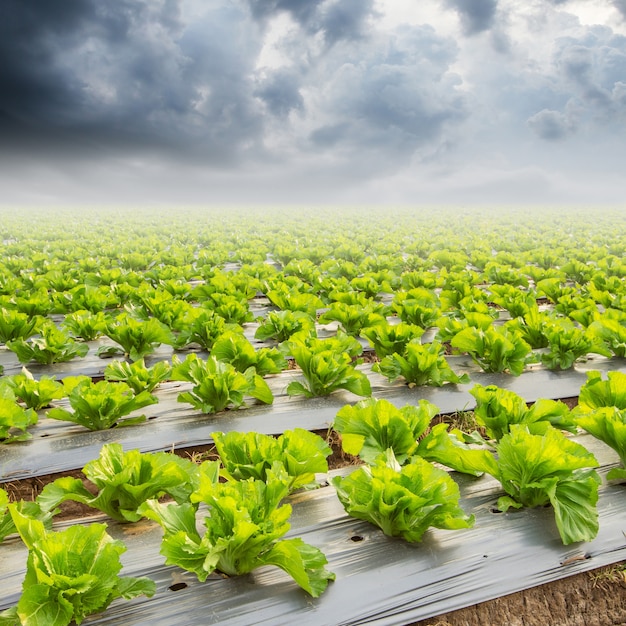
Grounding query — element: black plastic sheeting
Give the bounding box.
[2,356,626,482]
[1,434,624,625]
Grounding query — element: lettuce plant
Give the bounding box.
[450,325,531,375]
[104,358,172,393]
[209,293,254,325]
[61,309,110,341]
[46,376,157,430]
[428,423,601,544]
[333,397,437,465]
[4,367,64,411]
[360,321,425,359]
[254,309,316,342]
[284,336,371,398]
[540,319,610,370]
[37,443,206,522]
[171,353,273,413]
[469,384,576,441]
[391,288,441,328]
[588,314,626,358]
[576,370,626,411]
[491,425,601,545]
[139,470,335,597]
[174,307,242,351]
[265,285,324,317]
[0,507,155,626]
[0,308,42,343]
[374,340,470,387]
[103,313,175,361]
[573,370,626,479]
[212,428,331,491]
[6,321,89,365]
[434,312,493,344]
[318,301,387,336]
[211,331,288,376]
[332,452,474,542]
[0,397,38,442]
[488,284,536,318]
[1,488,55,544]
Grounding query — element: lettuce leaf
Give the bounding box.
[332,452,474,542]
[1,507,155,626]
[333,397,436,465]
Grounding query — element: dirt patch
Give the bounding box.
[411,563,626,626]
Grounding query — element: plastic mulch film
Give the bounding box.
[2,357,626,481]
[1,435,623,625]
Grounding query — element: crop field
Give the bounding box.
[0,205,625,626]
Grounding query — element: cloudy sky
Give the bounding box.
[2,0,626,206]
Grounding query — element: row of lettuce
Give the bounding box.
[1,370,626,625]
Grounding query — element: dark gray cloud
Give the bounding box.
[254,69,304,117]
[527,109,573,140]
[306,24,466,171]
[444,0,498,35]
[613,0,626,19]
[554,28,626,120]
[244,0,377,45]
[0,0,264,162]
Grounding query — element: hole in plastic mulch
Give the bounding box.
[168,582,188,592]
[350,535,364,542]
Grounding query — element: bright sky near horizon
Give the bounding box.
[2,0,626,207]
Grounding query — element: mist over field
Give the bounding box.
[1,1,626,207]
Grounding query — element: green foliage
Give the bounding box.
[61,309,109,341]
[574,370,626,479]
[588,313,626,358]
[4,367,64,410]
[540,319,611,370]
[1,489,55,544]
[469,384,576,441]
[494,426,601,545]
[0,397,39,442]
[391,288,441,328]
[488,284,536,317]
[208,293,254,324]
[265,285,324,317]
[104,358,172,393]
[103,313,175,361]
[360,321,425,359]
[0,508,155,626]
[434,312,493,343]
[139,470,335,597]
[450,325,531,375]
[576,370,626,411]
[254,309,316,342]
[37,443,206,522]
[0,308,42,343]
[6,321,89,365]
[211,332,288,376]
[174,307,242,351]
[332,452,474,542]
[318,301,387,336]
[212,428,331,491]
[47,376,157,430]
[285,335,371,398]
[171,353,273,413]
[333,397,437,465]
[374,340,470,387]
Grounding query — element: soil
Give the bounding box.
[3,400,625,625]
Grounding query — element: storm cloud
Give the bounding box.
[1,0,625,205]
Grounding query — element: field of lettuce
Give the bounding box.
[0,206,625,625]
